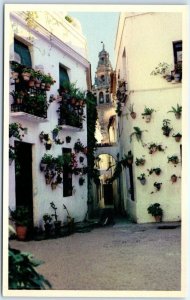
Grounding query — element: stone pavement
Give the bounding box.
[10,220,181,291]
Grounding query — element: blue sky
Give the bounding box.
[70,12,119,83]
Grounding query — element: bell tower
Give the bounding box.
[93,42,115,144]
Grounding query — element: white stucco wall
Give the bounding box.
[115,12,182,223]
[9,12,89,228]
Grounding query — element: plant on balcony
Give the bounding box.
[162,119,172,137]
[141,106,154,123]
[172,133,182,142]
[130,127,147,143]
[168,155,179,165]
[127,103,136,119]
[168,104,182,119]
[137,173,146,185]
[135,157,146,166]
[148,167,161,176]
[41,73,56,90]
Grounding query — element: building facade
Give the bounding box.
[8,11,91,231]
[114,12,182,223]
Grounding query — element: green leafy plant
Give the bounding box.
[9,206,30,226]
[135,157,145,166]
[147,203,163,217]
[74,139,85,153]
[153,182,162,191]
[148,168,161,175]
[168,104,182,119]
[148,143,165,154]
[121,151,133,167]
[130,127,147,143]
[142,106,154,116]
[162,119,172,137]
[127,103,136,119]
[168,155,179,164]
[9,123,26,140]
[9,247,51,289]
[150,62,172,77]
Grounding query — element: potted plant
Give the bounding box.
[63,204,75,233]
[162,119,172,137]
[50,202,61,235]
[151,62,172,78]
[66,136,71,143]
[147,203,163,222]
[135,157,146,166]
[127,103,136,119]
[130,127,147,143]
[168,104,182,119]
[171,174,178,183]
[79,176,85,186]
[52,126,62,140]
[79,156,84,163]
[74,139,85,153]
[40,154,54,171]
[9,206,30,240]
[121,151,133,167]
[43,214,52,236]
[148,143,165,154]
[148,168,161,175]
[21,67,32,81]
[141,106,154,123]
[154,182,162,191]
[168,155,179,165]
[172,133,182,142]
[137,173,146,185]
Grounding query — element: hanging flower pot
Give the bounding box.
[173,133,182,142]
[130,112,136,119]
[45,83,51,91]
[51,182,57,190]
[66,136,71,143]
[40,162,47,172]
[79,177,85,186]
[137,174,146,185]
[28,78,35,87]
[45,142,52,150]
[175,112,181,119]
[154,182,162,191]
[171,174,177,183]
[79,156,84,163]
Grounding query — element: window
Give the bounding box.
[99,92,104,104]
[106,94,110,103]
[62,148,73,197]
[14,38,32,67]
[173,41,182,64]
[59,64,69,90]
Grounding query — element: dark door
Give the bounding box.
[15,141,33,227]
[103,183,113,205]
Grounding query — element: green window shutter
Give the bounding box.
[14,38,32,67]
[59,65,69,88]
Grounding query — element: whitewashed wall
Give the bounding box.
[115,12,182,223]
[9,12,89,227]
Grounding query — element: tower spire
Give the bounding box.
[101,41,105,50]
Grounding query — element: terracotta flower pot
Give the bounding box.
[175,113,181,119]
[45,83,51,91]
[130,112,136,119]
[155,215,162,223]
[175,136,181,142]
[16,225,28,241]
[28,80,35,87]
[145,115,151,123]
[22,72,30,81]
[171,175,177,183]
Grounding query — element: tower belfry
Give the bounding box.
[92,43,115,143]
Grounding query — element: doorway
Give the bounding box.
[103,183,113,205]
[15,141,33,228]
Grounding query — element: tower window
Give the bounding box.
[99,92,104,104]
[59,64,70,91]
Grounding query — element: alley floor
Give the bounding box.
[10,221,181,291]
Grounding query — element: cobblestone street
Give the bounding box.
[10,221,181,291]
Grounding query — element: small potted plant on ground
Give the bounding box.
[127,103,136,119]
[50,202,61,235]
[43,214,52,236]
[168,104,182,119]
[147,203,163,222]
[172,133,182,142]
[137,173,146,185]
[141,107,154,123]
[9,206,30,240]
